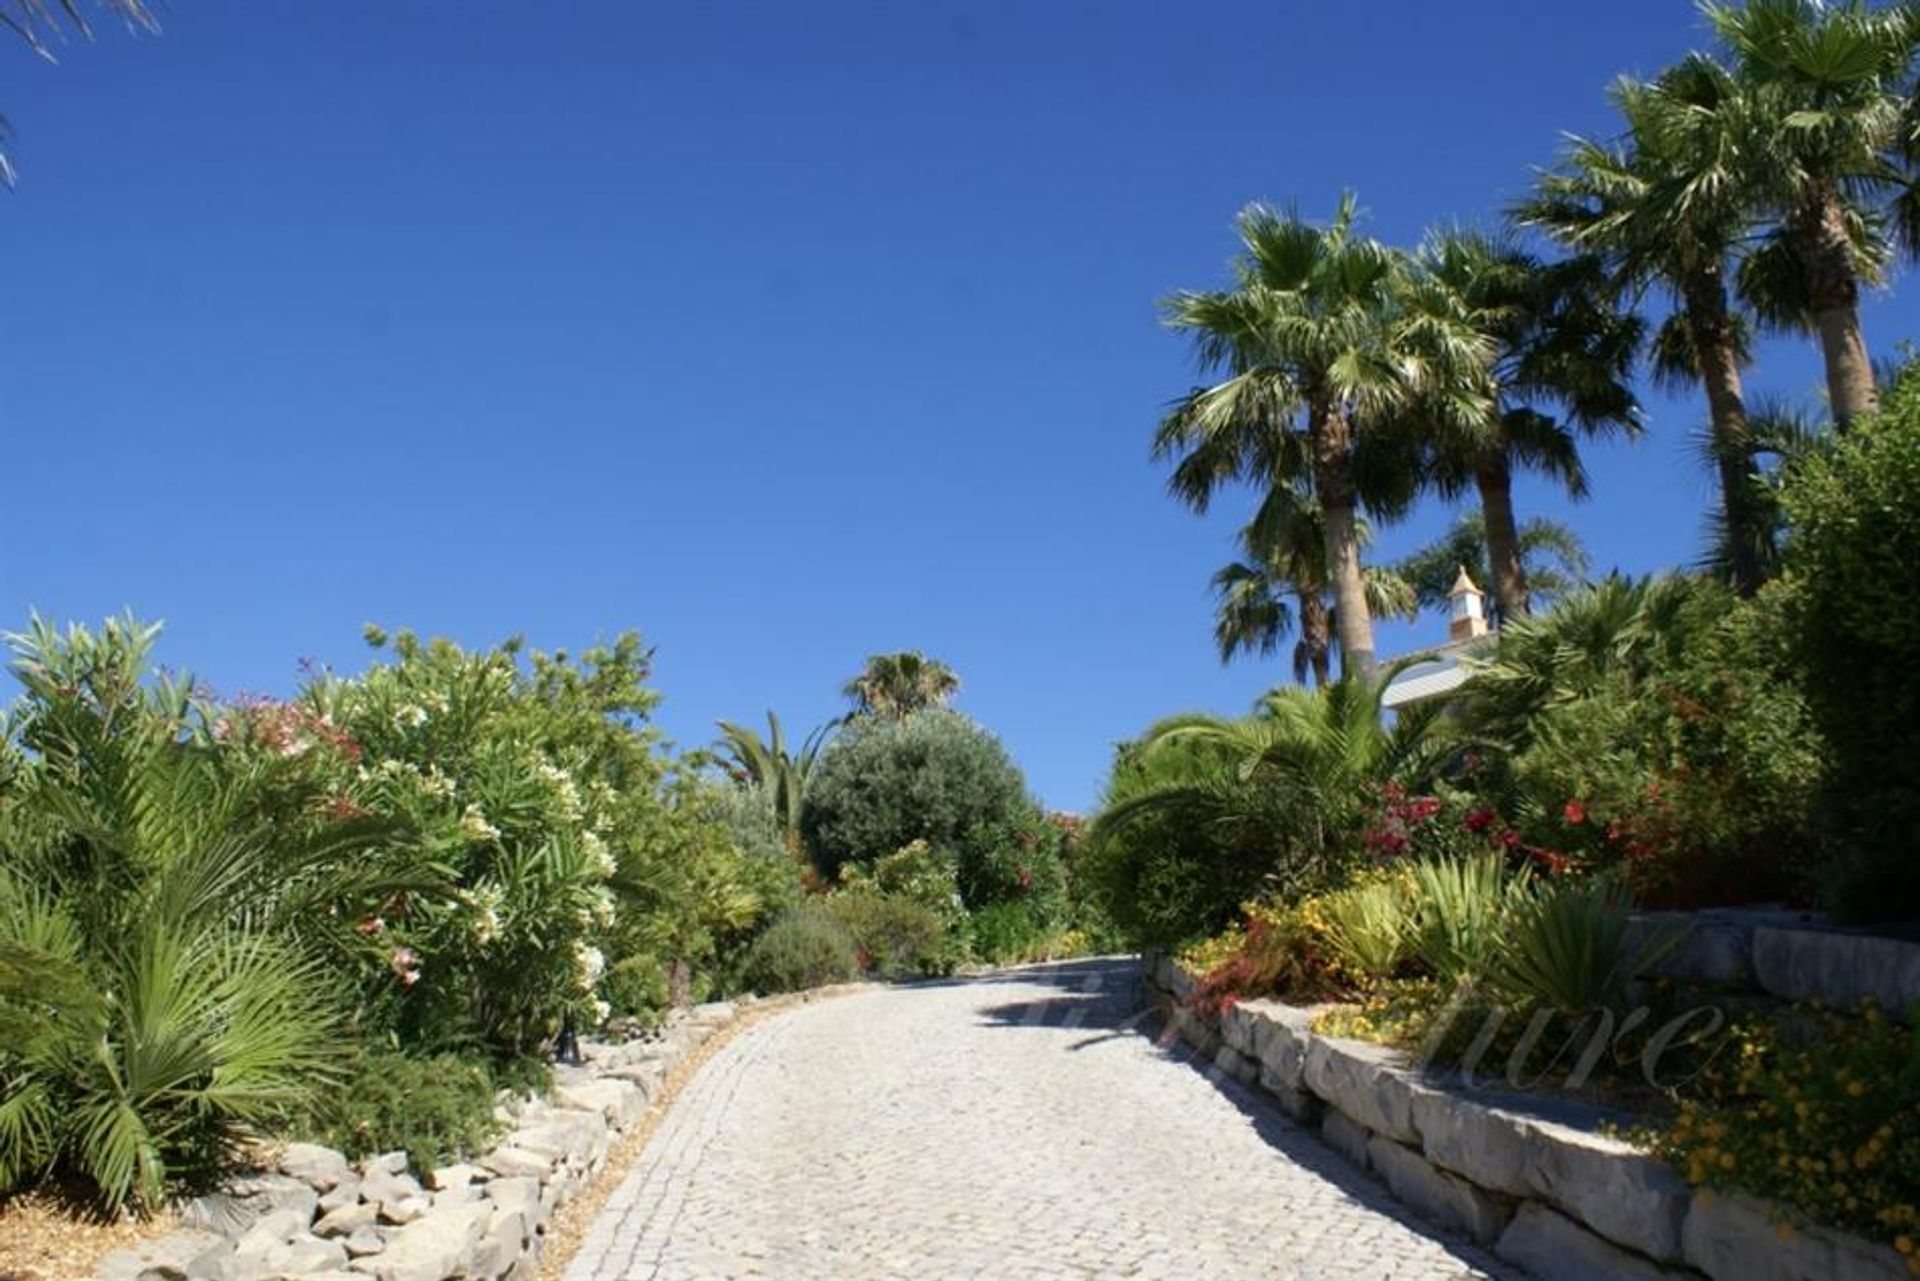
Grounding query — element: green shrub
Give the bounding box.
[1317,875,1413,981]
[827,892,953,978]
[0,619,366,1209]
[798,711,1038,905]
[1460,577,1826,908]
[1782,365,1920,921]
[601,954,670,1024]
[739,905,858,994]
[967,900,1059,965]
[302,1050,503,1174]
[1408,854,1524,987]
[1487,875,1664,1014]
[1081,724,1300,949]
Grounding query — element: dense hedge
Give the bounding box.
[1783,367,1920,921]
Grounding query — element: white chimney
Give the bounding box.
[1449,567,1489,642]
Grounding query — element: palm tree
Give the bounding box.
[1694,396,1823,585]
[713,711,835,841]
[1098,677,1451,884]
[1521,57,1771,596]
[1160,195,1490,678]
[1708,0,1920,428]
[1212,485,1417,684]
[1407,232,1640,619]
[1392,511,1589,626]
[841,652,960,719]
[2,1,157,185]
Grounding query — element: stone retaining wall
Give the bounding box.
[1624,909,1920,1017]
[92,1001,744,1281]
[1144,956,1909,1281]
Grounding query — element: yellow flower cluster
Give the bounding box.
[1649,1000,1920,1269]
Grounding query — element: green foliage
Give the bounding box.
[798,711,1038,906]
[0,618,367,1208]
[1407,854,1524,987]
[827,892,953,978]
[1316,875,1413,980]
[739,905,858,994]
[713,712,835,845]
[1487,875,1664,1014]
[1781,365,1920,920]
[301,1050,503,1175]
[841,652,961,720]
[1394,512,1589,616]
[1651,1001,1920,1255]
[1458,576,1826,907]
[1087,678,1452,949]
[600,954,670,1024]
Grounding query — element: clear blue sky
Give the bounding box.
[4,3,1915,812]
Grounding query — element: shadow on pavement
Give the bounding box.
[970,954,1517,1279]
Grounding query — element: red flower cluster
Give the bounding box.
[216,697,363,764]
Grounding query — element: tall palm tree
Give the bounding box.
[1407,233,1641,619]
[1392,511,1590,624]
[713,711,835,842]
[1160,195,1490,678]
[2,1,157,186]
[841,651,960,719]
[1521,57,1770,595]
[1708,0,1920,428]
[1212,485,1417,684]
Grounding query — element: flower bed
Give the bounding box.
[1145,955,1914,1281]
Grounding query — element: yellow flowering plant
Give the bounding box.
[1647,1000,1920,1264]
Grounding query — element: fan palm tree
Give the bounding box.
[1708,0,1920,428]
[1694,396,1824,585]
[1521,57,1771,595]
[1160,195,1490,678]
[0,615,407,1208]
[1212,485,1417,684]
[2,1,157,185]
[713,711,835,841]
[1392,511,1590,624]
[1407,232,1640,619]
[841,651,960,719]
[1098,677,1451,881]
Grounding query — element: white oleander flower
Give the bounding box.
[460,804,501,843]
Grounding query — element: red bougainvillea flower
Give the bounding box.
[1563,799,1587,825]
[1529,847,1573,875]
[1463,808,1496,834]
[1016,867,1033,890]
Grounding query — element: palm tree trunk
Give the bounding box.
[1796,186,1877,430]
[1311,399,1376,679]
[1298,592,1332,687]
[1684,267,1764,598]
[1474,450,1530,624]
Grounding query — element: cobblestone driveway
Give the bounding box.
[565,959,1522,1280]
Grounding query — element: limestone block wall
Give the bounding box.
[92,1001,744,1281]
[1144,956,1909,1281]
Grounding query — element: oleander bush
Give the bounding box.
[0,615,800,1208]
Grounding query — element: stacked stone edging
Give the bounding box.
[1144,955,1909,1281]
[1625,909,1920,1017]
[92,1001,744,1281]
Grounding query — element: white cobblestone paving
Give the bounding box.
[565,959,1525,1280]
